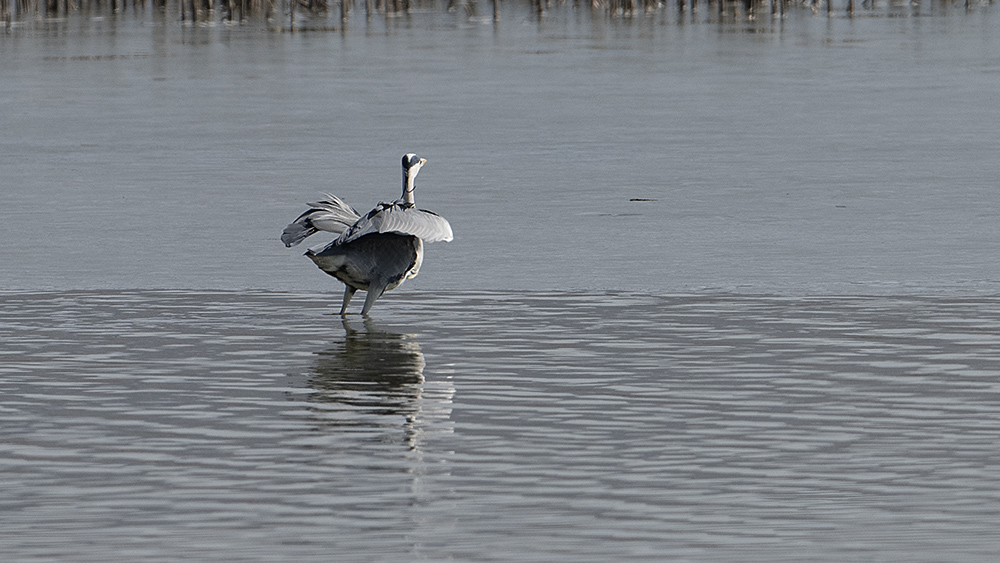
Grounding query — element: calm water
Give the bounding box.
[3,2,1000,560]
[2,0,999,294]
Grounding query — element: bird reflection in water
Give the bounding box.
[308,318,453,449]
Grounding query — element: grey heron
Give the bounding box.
[282,153,453,316]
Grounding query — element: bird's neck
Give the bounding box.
[402,173,416,205]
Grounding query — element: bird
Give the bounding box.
[281,153,453,316]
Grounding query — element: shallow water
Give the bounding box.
[2,1,1000,294]
[3,290,1000,561]
[3,2,1000,560]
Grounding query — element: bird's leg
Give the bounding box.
[340,285,358,315]
[360,283,387,316]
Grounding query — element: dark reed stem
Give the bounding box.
[0,0,952,25]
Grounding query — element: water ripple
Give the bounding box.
[1,290,999,561]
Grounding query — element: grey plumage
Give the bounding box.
[280,194,361,248]
[337,202,453,245]
[282,153,452,316]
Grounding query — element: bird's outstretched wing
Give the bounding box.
[281,194,362,247]
[337,202,454,245]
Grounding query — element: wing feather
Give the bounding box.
[337,203,454,245]
[281,194,361,247]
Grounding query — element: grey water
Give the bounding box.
[2,1,999,294]
[3,1,1000,560]
[4,290,1000,561]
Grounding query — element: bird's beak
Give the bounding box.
[419,158,427,166]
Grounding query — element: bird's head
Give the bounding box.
[402,153,427,179]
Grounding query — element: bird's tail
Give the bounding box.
[281,194,362,247]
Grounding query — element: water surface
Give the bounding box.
[2,290,1000,561]
[2,1,999,294]
[3,4,1000,561]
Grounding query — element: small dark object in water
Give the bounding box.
[629,198,657,202]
